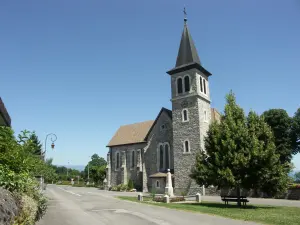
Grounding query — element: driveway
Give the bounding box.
[37,185,258,225]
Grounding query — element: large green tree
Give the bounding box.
[84,154,107,184]
[291,108,300,154]
[190,92,288,206]
[262,109,294,165]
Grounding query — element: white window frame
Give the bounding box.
[182,108,189,122]
[204,110,208,122]
[163,142,171,170]
[183,139,190,153]
[176,76,183,96]
[203,78,207,95]
[199,76,203,93]
[183,75,191,93]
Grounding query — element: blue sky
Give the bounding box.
[1,0,300,168]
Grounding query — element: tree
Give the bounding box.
[262,109,294,165]
[291,108,300,154]
[190,92,288,206]
[294,172,300,183]
[28,132,43,156]
[84,154,107,183]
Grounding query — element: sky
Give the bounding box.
[1,0,299,168]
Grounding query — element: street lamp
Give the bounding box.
[41,133,57,160]
[40,133,57,191]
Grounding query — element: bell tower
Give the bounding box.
[167,9,212,195]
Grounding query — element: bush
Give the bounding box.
[13,194,38,225]
[0,165,31,193]
[289,184,300,189]
[128,179,134,190]
[153,196,185,203]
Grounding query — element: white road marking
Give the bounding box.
[91,209,170,225]
[57,186,82,197]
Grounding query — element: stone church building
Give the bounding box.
[106,16,220,195]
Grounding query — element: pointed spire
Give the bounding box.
[175,7,201,67]
[167,8,211,76]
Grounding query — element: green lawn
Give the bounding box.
[117,196,300,225]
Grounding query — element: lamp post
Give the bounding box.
[40,133,57,191]
[67,161,69,179]
[41,133,57,160]
[87,161,90,185]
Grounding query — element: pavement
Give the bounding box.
[37,185,259,225]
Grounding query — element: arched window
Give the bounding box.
[159,145,164,170]
[165,144,170,170]
[131,151,135,168]
[200,77,203,92]
[203,79,207,94]
[177,78,183,94]
[182,109,189,122]
[116,152,120,169]
[184,76,190,92]
[156,180,160,188]
[184,140,190,153]
[204,110,207,121]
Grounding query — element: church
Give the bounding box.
[106,14,220,195]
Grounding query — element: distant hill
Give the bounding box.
[56,165,85,171]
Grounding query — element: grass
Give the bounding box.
[118,196,300,225]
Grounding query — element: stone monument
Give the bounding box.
[165,169,174,197]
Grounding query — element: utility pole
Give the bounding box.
[67,161,69,179]
[87,161,90,185]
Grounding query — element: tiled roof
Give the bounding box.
[107,120,154,147]
[0,97,11,127]
[211,108,221,122]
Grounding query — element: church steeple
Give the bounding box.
[175,10,201,67]
[167,9,211,76]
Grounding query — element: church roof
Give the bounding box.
[0,97,11,127]
[167,17,211,76]
[107,120,154,147]
[175,20,201,67]
[144,107,172,140]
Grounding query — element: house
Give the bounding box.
[106,15,220,195]
[0,97,11,127]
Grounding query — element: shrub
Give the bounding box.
[151,189,156,199]
[153,196,185,203]
[13,194,38,225]
[128,179,134,190]
[289,184,300,189]
[170,196,185,202]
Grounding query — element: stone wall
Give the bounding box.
[171,68,212,196]
[144,110,173,192]
[151,178,166,194]
[109,142,146,188]
[0,187,19,225]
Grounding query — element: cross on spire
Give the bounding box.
[183,7,187,22]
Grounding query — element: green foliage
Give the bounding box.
[294,172,300,183]
[190,91,289,198]
[84,154,107,184]
[110,184,129,191]
[262,109,294,165]
[128,179,134,190]
[291,108,300,154]
[0,127,51,223]
[151,189,156,199]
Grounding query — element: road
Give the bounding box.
[38,185,258,225]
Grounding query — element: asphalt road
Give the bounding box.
[38,185,258,225]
